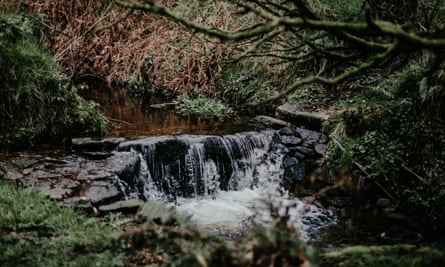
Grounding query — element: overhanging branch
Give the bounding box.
[243,43,399,108]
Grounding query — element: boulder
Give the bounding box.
[278,127,294,136]
[315,144,328,155]
[281,135,303,146]
[282,157,306,187]
[296,146,316,157]
[295,128,322,145]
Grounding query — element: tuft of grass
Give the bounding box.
[176,94,235,121]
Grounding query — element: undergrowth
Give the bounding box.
[323,62,445,244]
[0,179,124,267]
[0,9,105,148]
[4,0,243,96]
[0,180,318,267]
[1,177,442,266]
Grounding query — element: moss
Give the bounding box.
[320,245,445,267]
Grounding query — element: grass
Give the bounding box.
[176,94,235,121]
[0,179,125,267]
[320,245,445,267]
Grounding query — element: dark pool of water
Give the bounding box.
[80,87,257,138]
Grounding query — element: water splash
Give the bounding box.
[117,131,336,242]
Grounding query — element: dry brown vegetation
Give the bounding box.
[5,0,254,96]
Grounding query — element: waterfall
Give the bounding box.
[117,130,336,241]
[118,132,274,201]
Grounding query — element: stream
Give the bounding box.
[0,88,336,242]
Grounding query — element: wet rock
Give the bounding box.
[107,151,140,182]
[289,150,306,160]
[77,171,115,181]
[295,128,322,145]
[250,115,290,129]
[22,168,33,176]
[5,170,24,180]
[78,151,114,160]
[281,135,303,146]
[283,156,306,187]
[72,137,126,151]
[39,184,72,200]
[37,178,80,200]
[296,146,316,157]
[155,139,189,164]
[283,156,299,169]
[11,158,40,169]
[98,199,144,214]
[34,170,61,179]
[319,134,329,144]
[278,127,294,136]
[84,181,121,205]
[315,143,328,155]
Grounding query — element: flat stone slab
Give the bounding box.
[98,199,144,214]
[84,181,121,204]
[250,115,290,129]
[0,151,140,209]
[276,103,330,130]
[72,137,126,151]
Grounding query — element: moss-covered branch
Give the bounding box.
[113,0,445,107]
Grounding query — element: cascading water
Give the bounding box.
[117,130,336,241]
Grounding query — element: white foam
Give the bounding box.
[175,186,336,242]
[176,188,260,233]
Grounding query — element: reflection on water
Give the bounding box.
[81,87,255,138]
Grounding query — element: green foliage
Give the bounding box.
[247,224,318,267]
[0,10,105,148]
[176,94,235,121]
[111,200,317,267]
[127,74,158,105]
[324,66,445,239]
[317,0,365,21]
[377,65,426,99]
[71,94,106,135]
[216,63,277,106]
[0,179,125,267]
[320,245,445,267]
[287,84,325,106]
[416,0,445,28]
